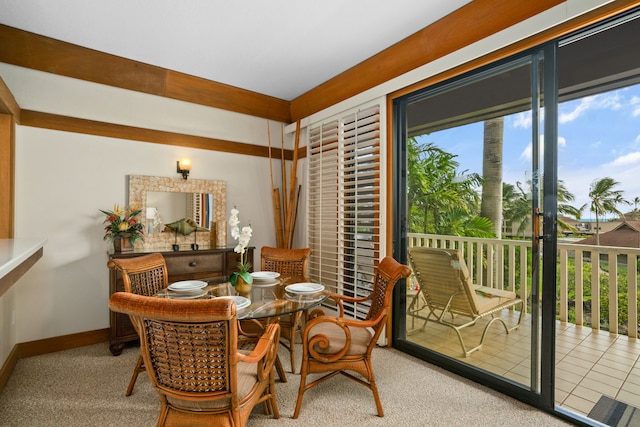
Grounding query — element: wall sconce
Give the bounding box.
[177,158,191,180]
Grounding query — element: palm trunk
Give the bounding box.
[480,117,504,238]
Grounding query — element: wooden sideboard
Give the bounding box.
[107,247,254,355]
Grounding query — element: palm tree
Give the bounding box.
[580,177,629,245]
[502,178,581,237]
[480,117,504,238]
[407,138,491,237]
[502,182,531,237]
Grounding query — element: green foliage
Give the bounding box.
[557,254,639,335]
[407,137,494,237]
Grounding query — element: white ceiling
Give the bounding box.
[0,0,470,101]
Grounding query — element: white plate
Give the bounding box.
[168,280,207,292]
[250,271,281,281]
[170,290,207,299]
[285,282,324,294]
[218,295,251,310]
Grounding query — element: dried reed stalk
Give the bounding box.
[267,121,284,247]
[283,120,300,248]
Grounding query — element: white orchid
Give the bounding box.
[228,207,253,286]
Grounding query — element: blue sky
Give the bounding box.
[417,84,640,220]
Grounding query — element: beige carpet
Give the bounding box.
[0,343,572,426]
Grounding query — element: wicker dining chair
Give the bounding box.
[260,246,312,374]
[293,256,411,419]
[107,253,168,396]
[109,292,280,427]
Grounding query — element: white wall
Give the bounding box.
[0,64,294,349]
[0,0,614,360]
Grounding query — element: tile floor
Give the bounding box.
[406,307,640,418]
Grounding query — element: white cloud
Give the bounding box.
[521,143,532,161]
[558,136,566,147]
[519,135,564,161]
[632,96,640,117]
[559,96,594,123]
[512,111,532,129]
[559,92,624,124]
[607,151,640,167]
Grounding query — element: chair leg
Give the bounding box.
[269,370,280,419]
[126,354,144,396]
[275,354,287,383]
[289,343,296,374]
[369,374,384,417]
[292,368,307,419]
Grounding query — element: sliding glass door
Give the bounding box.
[392,48,552,406]
[392,9,640,424]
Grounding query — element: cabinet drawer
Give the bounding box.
[165,252,224,276]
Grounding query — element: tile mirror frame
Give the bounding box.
[128,175,227,251]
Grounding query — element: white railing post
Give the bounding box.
[559,247,568,322]
[591,253,601,332]
[575,248,584,327]
[628,253,638,339]
[608,252,619,335]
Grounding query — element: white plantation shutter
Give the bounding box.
[307,104,382,320]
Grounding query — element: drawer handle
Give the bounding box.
[189,262,197,267]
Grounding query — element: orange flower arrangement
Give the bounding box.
[100,204,145,245]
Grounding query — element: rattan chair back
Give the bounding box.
[107,253,169,396]
[108,253,168,296]
[109,292,280,427]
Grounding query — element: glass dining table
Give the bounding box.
[155,280,328,320]
[155,278,329,382]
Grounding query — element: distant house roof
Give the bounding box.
[575,220,640,247]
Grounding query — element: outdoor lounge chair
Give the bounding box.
[407,247,524,357]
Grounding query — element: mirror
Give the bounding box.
[146,191,214,231]
[128,175,226,251]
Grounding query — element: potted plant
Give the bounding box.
[100,204,145,252]
[228,207,253,297]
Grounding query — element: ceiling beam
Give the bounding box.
[0,76,20,121]
[290,0,564,121]
[0,24,292,123]
[20,110,300,159]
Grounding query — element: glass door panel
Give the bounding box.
[399,56,543,393]
[554,13,640,420]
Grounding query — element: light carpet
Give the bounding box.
[0,343,572,426]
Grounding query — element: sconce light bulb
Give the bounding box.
[177,159,191,180]
[179,158,191,171]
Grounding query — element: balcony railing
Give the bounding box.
[408,233,639,338]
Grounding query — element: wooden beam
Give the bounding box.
[390,0,640,101]
[0,77,20,122]
[0,114,14,238]
[291,0,564,121]
[0,24,291,123]
[20,110,295,160]
[2,0,636,126]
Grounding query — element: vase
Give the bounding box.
[113,237,134,252]
[235,276,252,299]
